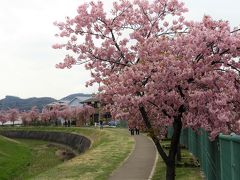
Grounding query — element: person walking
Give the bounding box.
[129,127,134,135]
[67,120,71,127]
[99,120,103,129]
[135,126,140,135]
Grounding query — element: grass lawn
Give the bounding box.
[0,127,134,180]
[152,140,203,180]
[15,139,64,179]
[0,135,31,180]
[0,136,67,180]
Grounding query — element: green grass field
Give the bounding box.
[0,127,134,180]
[0,135,31,180]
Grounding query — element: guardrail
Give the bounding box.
[168,128,240,180]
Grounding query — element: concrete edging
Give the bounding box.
[0,130,91,154]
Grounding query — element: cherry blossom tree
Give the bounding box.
[48,104,62,125]
[27,106,40,125]
[0,111,7,126]
[81,105,95,125]
[53,0,240,179]
[40,108,51,125]
[20,111,30,126]
[58,106,72,126]
[69,106,95,126]
[70,107,84,126]
[7,108,19,126]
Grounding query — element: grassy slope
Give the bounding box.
[0,127,134,180]
[15,139,63,180]
[0,136,66,180]
[0,136,31,180]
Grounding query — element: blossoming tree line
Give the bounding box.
[0,105,95,127]
[53,0,240,179]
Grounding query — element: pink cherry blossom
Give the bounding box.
[53,0,240,179]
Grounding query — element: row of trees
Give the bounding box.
[0,105,95,126]
[53,0,240,179]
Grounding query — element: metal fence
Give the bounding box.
[168,128,240,180]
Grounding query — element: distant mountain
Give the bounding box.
[0,93,93,111]
[60,93,92,101]
[0,96,56,111]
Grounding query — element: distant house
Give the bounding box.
[68,96,93,126]
[80,97,99,124]
[81,97,99,107]
[81,96,111,125]
[68,96,90,107]
[45,100,69,110]
[46,97,90,109]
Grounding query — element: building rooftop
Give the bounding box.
[81,96,99,103]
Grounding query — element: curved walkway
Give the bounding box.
[109,134,157,180]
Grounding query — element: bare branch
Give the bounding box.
[147,100,172,118]
[111,5,132,25]
[76,60,91,65]
[88,50,130,67]
[231,28,240,33]
[219,49,230,56]
[109,29,125,60]
[157,29,188,37]
[177,85,185,98]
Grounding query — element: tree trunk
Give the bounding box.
[166,161,176,180]
[139,106,169,164]
[139,105,184,180]
[166,115,183,180]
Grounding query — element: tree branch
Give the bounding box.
[139,106,169,164]
[231,28,240,33]
[147,100,172,119]
[88,50,130,67]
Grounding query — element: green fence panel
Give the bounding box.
[220,135,240,180]
[199,130,205,170]
[195,130,201,160]
[220,136,233,180]
[188,129,193,154]
[202,131,208,178]
[205,137,220,180]
[188,128,198,157]
[232,140,240,180]
[180,128,188,147]
[167,126,174,139]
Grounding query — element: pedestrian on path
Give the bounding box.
[135,126,140,135]
[67,120,71,127]
[129,127,134,135]
[99,120,103,129]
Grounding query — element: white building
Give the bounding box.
[68,96,90,107]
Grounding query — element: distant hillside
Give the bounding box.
[60,93,92,101]
[0,93,93,111]
[0,96,56,111]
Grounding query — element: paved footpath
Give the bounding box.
[108,134,157,180]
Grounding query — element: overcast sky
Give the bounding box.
[0,0,239,100]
